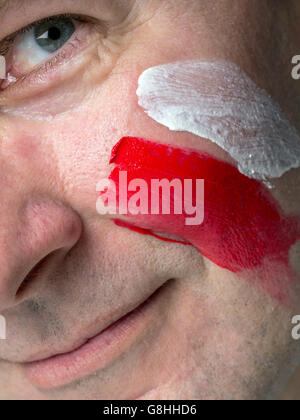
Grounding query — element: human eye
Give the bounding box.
[0,13,100,91]
[0,1,134,114]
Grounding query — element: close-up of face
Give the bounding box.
[0,0,300,400]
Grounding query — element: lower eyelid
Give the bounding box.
[4,20,83,82]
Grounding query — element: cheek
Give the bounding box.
[46,95,135,208]
[103,137,300,305]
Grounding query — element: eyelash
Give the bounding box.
[0,14,85,56]
[0,11,118,105]
[0,13,102,93]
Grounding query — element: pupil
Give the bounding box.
[48,27,61,41]
[34,18,75,53]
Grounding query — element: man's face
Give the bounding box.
[0,0,299,400]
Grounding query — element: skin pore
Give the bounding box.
[0,0,299,399]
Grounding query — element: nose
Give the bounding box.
[0,195,82,310]
[0,126,82,311]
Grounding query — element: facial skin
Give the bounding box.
[0,0,299,400]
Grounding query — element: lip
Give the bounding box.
[21,282,168,389]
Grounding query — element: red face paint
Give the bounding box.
[103,137,300,304]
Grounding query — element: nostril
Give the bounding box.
[16,251,56,298]
[0,199,82,308]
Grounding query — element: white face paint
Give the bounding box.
[137,61,300,180]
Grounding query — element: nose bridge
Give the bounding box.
[0,116,44,195]
[0,152,31,306]
[0,131,82,311]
